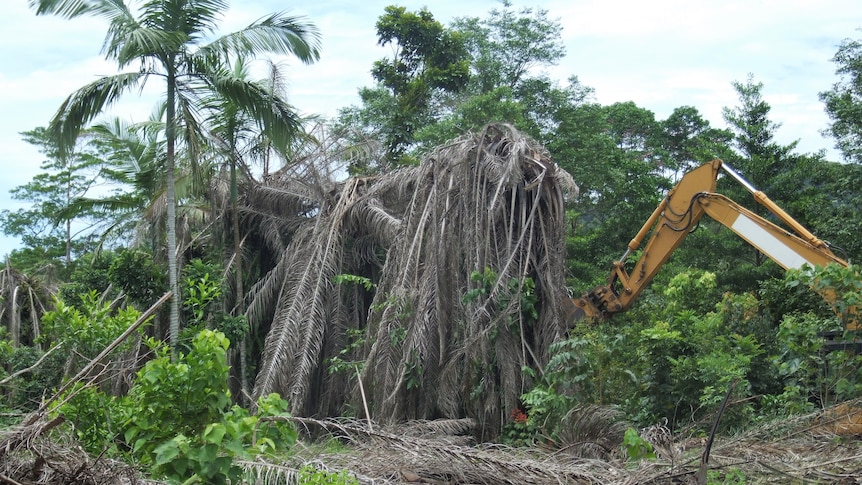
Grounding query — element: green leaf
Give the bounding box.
[154,439,181,465]
[203,423,227,444]
[133,437,150,453]
[124,427,139,443]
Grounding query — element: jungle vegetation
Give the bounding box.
[3,1,862,483]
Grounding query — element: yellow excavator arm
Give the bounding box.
[567,159,853,328]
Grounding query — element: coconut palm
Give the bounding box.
[30,0,320,352]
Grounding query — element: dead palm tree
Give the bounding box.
[0,260,56,350]
[249,124,576,440]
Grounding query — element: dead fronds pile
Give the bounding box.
[0,413,157,485]
[239,400,862,485]
[247,124,577,440]
[247,416,623,485]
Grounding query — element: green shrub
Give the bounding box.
[152,393,296,484]
[298,465,360,485]
[120,330,234,459]
[769,264,862,412]
[55,384,121,455]
[40,292,143,363]
[57,330,297,484]
[622,427,655,461]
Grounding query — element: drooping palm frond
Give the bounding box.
[203,12,321,64]
[48,72,147,155]
[252,178,373,413]
[0,261,57,348]
[250,124,576,439]
[29,0,124,21]
[359,124,575,439]
[203,67,304,157]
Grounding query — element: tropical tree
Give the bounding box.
[339,3,570,170]
[718,75,819,285]
[657,105,734,173]
[30,0,320,352]
[369,5,470,165]
[452,1,565,96]
[547,99,671,284]
[413,2,569,148]
[820,34,862,164]
[202,57,305,397]
[722,74,801,192]
[1,127,108,273]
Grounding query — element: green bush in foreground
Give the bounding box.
[58,330,297,484]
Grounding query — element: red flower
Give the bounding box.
[511,408,528,424]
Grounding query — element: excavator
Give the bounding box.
[565,159,857,333]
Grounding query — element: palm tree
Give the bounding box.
[78,116,165,248]
[30,0,320,352]
[202,57,305,397]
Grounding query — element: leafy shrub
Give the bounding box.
[60,249,167,308]
[178,259,250,349]
[769,263,862,412]
[120,330,235,459]
[55,384,121,454]
[108,248,166,307]
[500,407,536,446]
[0,335,66,411]
[298,465,360,485]
[57,330,297,484]
[152,393,296,484]
[622,427,655,461]
[40,291,143,362]
[527,269,764,434]
[182,259,223,324]
[787,262,862,328]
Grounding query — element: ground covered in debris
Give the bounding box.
[2,401,861,484]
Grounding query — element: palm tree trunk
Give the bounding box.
[166,67,181,357]
[65,171,71,266]
[65,219,71,266]
[230,155,249,398]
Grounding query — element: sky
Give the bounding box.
[1,0,861,257]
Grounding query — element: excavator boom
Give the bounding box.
[567,159,852,328]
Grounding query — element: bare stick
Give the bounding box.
[0,344,61,386]
[355,364,373,432]
[696,378,738,485]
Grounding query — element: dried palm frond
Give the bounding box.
[256,417,616,485]
[555,405,628,459]
[249,124,576,440]
[258,402,862,485]
[0,414,158,485]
